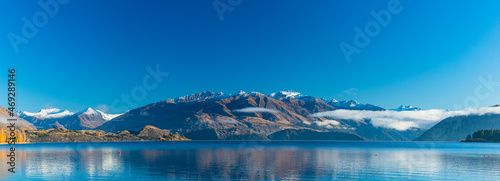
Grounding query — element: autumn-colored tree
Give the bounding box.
[0,129,6,143]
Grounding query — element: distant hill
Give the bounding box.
[462,129,500,142]
[415,114,500,141]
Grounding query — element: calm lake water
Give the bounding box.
[0,141,500,180]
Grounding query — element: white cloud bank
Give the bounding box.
[311,107,500,131]
[23,108,75,119]
[316,120,340,127]
[233,107,279,113]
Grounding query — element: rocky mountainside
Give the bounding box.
[97,91,424,141]
[0,106,36,143]
[19,108,123,130]
[415,113,500,141]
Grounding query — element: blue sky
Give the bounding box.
[1,0,500,113]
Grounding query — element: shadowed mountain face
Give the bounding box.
[415,114,500,141]
[0,106,36,143]
[268,129,364,140]
[97,91,424,141]
[0,106,36,131]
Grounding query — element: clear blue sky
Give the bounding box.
[1,0,500,113]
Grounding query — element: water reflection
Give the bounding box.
[0,142,499,180]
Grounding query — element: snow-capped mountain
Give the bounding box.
[328,100,386,111]
[95,109,122,121]
[20,107,124,130]
[21,90,427,140]
[269,90,306,99]
[391,105,421,111]
[172,91,228,103]
[170,90,291,104]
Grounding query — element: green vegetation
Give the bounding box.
[462,129,500,142]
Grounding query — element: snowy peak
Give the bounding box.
[21,107,124,121]
[40,108,60,114]
[235,90,247,95]
[329,100,385,111]
[329,100,359,108]
[22,108,75,119]
[83,107,98,115]
[19,107,126,130]
[391,105,421,111]
[80,108,124,121]
[269,90,305,99]
[170,90,311,103]
[232,91,268,97]
[96,110,123,121]
[171,90,270,103]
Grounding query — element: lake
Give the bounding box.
[1,141,500,180]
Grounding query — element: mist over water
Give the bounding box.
[1,141,500,180]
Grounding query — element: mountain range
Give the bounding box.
[19,108,122,130]
[96,90,425,141]
[9,90,500,142]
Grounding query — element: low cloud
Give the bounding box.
[233,107,279,114]
[311,107,500,131]
[315,120,341,127]
[314,119,354,130]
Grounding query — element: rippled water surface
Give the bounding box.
[1,141,500,180]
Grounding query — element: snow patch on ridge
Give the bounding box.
[269,90,305,99]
